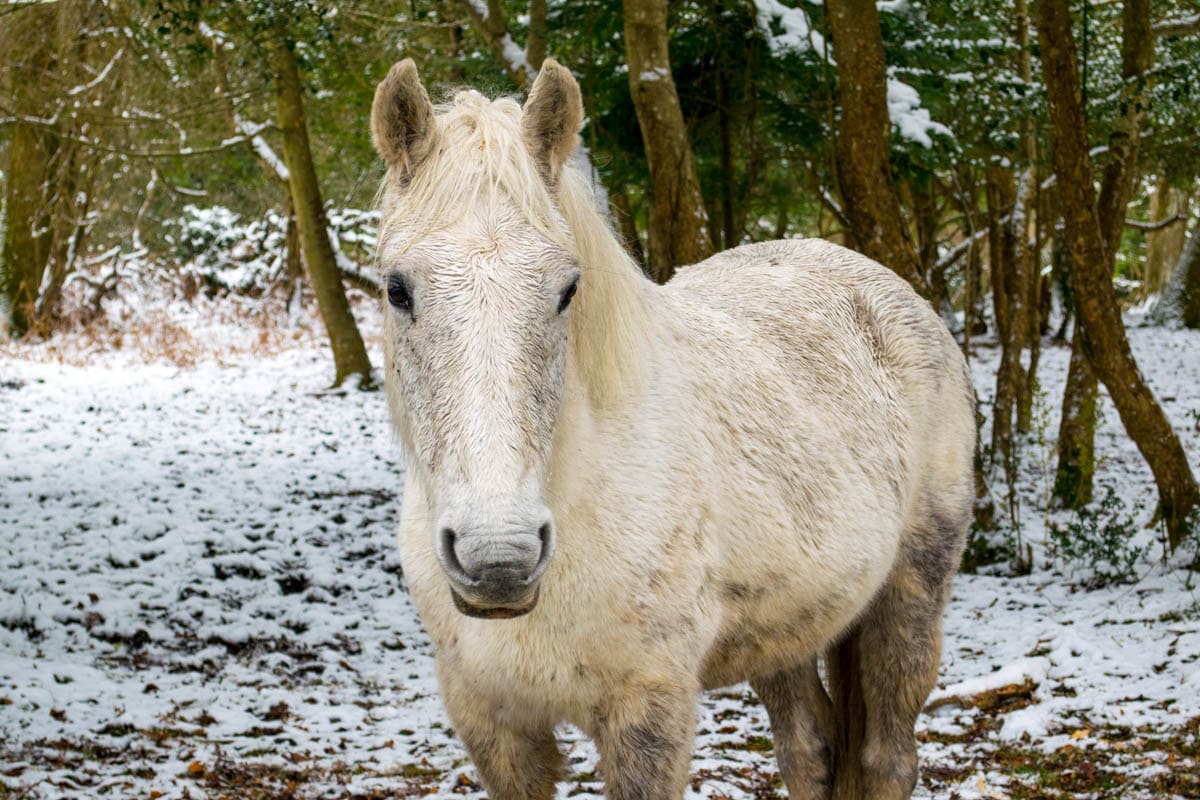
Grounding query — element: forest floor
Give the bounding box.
[1,298,1199,800]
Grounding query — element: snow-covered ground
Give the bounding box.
[1,304,1198,799]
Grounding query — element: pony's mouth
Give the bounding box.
[449,585,540,619]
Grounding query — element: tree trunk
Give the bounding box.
[1,119,56,335]
[1,4,58,336]
[1144,181,1187,298]
[609,187,645,265]
[1053,321,1098,508]
[1179,232,1200,328]
[1054,0,1151,512]
[526,0,548,72]
[826,0,927,295]
[1037,0,1199,546]
[1013,0,1042,433]
[270,33,372,387]
[1155,226,1200,327]
[716,33,736,251]
[986,168,1027,472]
[623,0,713,281]
[35,146,92,322]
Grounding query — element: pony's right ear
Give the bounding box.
[371,59,435,177]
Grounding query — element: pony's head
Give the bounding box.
[371,59,587,619]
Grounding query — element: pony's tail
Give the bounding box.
[826,627,867,799]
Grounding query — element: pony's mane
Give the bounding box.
[376,90,651,408]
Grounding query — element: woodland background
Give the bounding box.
[2,1,1200,796]
[4,0,1200,548]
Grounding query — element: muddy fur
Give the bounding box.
[372,61,975,800]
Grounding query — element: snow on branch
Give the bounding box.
[67,47,124,97]
[328,226,381,293]
[886,75,953,148]
[460,0,535,85]
[243,121,289,183]
[1153,14,1200,37]
[934,225,990,271]
[754,0,828,57]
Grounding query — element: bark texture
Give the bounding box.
[2,120,56,334]
[1054,0,1151,510]
[1,4,58,335]
[1052,329,1098,508]
[826,0,927,295]
[623,0,713,281]
[1012,0,1042,433]
[1179,232,1200,328]
[271,35,372,387]
[986,168,1028,471]
[1037,0,1199,545]
[1159,228,1200,328]
[1142,179,1187,298]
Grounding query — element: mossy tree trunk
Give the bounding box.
[986,167,1029,475]
[623,0,713,281]
[1053,0,1154,512]
[2,120,56,335]
[1052,326,1098,508]
[270,32,372,387]
[1171,230,1200,328]
[826,0,927,295]
[1,4,58,336]
[1038,0,1199,546]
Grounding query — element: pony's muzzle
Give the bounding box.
[436,521,555,618]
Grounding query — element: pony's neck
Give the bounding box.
[557,168,657,411]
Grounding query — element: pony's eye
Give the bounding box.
[557,278,578,314]
[388,274,413,314]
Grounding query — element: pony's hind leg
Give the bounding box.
[751,658,836,800]
[831,510,965,800]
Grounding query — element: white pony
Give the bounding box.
[371,58,975,800]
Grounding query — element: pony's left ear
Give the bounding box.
[523,59,584,182]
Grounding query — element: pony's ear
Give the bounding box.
[371,59,435,177]
[522,59,583,182]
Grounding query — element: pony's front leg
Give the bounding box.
[442,687,562,800]
[594,685,696,800]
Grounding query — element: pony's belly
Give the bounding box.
[699,592,865,689]
[697,540,895,689]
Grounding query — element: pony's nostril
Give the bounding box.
[527,522,555,584]
[440,527,479,584]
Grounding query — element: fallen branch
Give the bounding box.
[925,676,1038,713]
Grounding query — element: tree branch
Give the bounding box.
[1153,14,1200,37]
[1125,213,1188,232]
[457,0,534,89]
